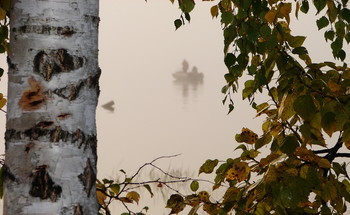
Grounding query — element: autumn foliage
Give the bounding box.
[166,0,350,214]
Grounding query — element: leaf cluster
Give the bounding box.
[167,0,350,214]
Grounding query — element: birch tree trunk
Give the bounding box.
[4,0,100,214]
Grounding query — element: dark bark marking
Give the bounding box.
[57,113,71,120]
[18,77,46,111]
[50,126,69,143]
[29,165,62,202]
[25,141,35,153]
[84,15,100,27]
[53,82,83,101]
[2,165,16,182]
[34,49,84,81]
[78,158,96,197]
[5,128,97,158]
[7,56,17,70]
[35,121,54,129]
[53,70,101,100]
[12,25,76,37]
[74,204,83,215]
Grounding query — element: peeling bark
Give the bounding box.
[74,204,83,215]
[13,25,76,37]
[53,71,101,100]
[34,49,84,81]
[5,127,97,156]
[4,0,100,214]
[29,165,62,202]
[18,77,46,111]
[78,159,96,197]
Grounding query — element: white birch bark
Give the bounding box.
[4,0,100,214]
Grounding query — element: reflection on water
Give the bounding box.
[172,60,204,104]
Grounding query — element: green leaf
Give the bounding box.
[174,19,182,30]
[110,184,120,195]
[179,0,195,13]
[332,162,346,176]
[185,12,191,22]
[324,30,335,41]
[293,95,317,121]
[235,144,247,151]
[102,178,113,184]
[228,104,234,114]
[221,11,234,25]
[345,32,350,43]
[143,184,154,197]
[335,21,346,38]
[331,37,343,53]
[260,25,271,38]
[322,112,337,137]
[340,8,350,23]
[300,0,309,13]
[342,128,350,142]
[190,180,199,192]
[1,0,10,12]
[0,26,8,43]
[224,53,236,68]
[292,46,308,55]
[255,134,272,150]
[313,0,326,14]
[287,35,306,48]
[199,159,219,175]
[336,49,346,61]
[316,16,329,30]
[280,135,299,155]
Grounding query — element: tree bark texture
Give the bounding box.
[4,0,100,214]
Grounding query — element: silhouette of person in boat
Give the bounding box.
[172,60,204,82]
[172,60,203,99]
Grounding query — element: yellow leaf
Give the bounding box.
[265,8,277,24]
[278,92,296,122]
[226,162,250,182]
[295,1,300,19]
[0,8,6,20]
[119,197,133,203]
[345,141,350,150]
[198,191,210,202]
[238,128,258,144]
[279,3,291,24]
[203,203,219,215]
[96,190,107,206]
[317,158,331,168]
[264,165,278,183]
[184,195,201,207]
[328,80,340,93]
[0,98,6,109]
[295,147,320,163]
[126,191,140,204]
[210,5,218,18]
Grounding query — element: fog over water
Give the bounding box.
[0,0,338,214]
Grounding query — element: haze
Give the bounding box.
[0,0,338,214]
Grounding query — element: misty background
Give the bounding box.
[0,0,338,214]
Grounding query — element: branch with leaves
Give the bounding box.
[165,0,350,214]
[97,154,217,215]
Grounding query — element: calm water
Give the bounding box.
[0,1,338,214]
